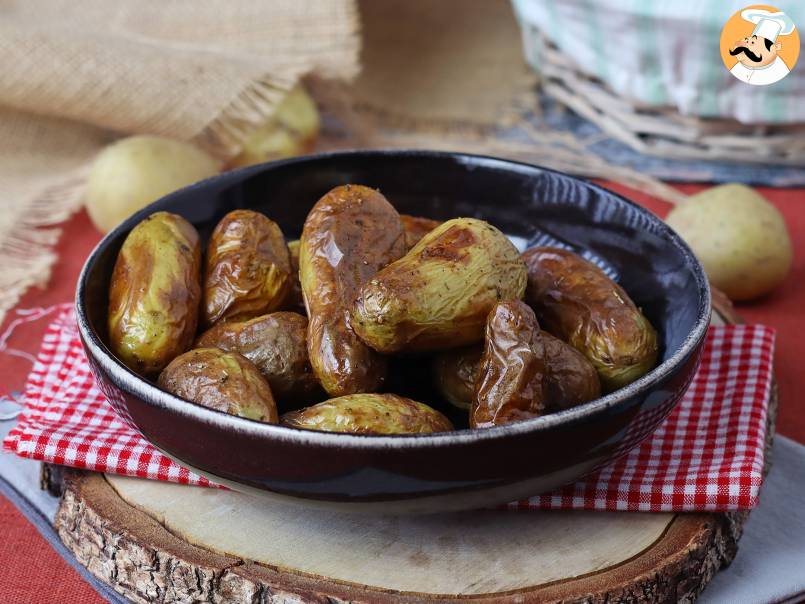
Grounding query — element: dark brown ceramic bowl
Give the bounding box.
[76,150,710,513]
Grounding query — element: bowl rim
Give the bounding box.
[75,148,711,449]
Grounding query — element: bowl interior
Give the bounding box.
[80,151,707,430]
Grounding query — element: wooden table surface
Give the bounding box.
[0,181,802,603]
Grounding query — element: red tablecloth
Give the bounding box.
[0,183,802,602]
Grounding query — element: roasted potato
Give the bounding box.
[300,185,406,396]
[203,210,292,327]
[434,331,600,412]
[352,218,527,353]
[431,345,481,411]
[523,247,658,392]
[283,239,306,313]
[471,300,546,428]
[281,393,453,434]
[158,348,278,422]
[196,312,321,405]
[541,330,601,411]
[400,214,441,250]
[108,211,201,375]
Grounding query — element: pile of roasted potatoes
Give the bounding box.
[107,185,658,435]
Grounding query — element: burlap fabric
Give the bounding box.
[0,0,359,324]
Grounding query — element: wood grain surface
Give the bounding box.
[49,297,777,603]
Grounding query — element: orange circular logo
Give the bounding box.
[720,5,799,86]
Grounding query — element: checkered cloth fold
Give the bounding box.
[3,309,775,511]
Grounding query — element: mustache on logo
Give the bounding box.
[730,46,763,63]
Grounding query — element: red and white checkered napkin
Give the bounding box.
[3,309,775,512]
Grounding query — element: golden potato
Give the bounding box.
[86,136,219,233]
[352,218,527,353]
[431,345,481,411]
[665,184,792,301]
[281,393,453,434]
[400,214,442,250]
[196,312,321,405]
[541,330,601,411]
[433,331,600,412]
[471,300,546,428]
[158,348,278,422]
[229,85,320,168]
[203,210,292,327]
[300,185,406,396]
[523,247,657,392]
[108,211,201,375]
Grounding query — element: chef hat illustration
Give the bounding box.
[741,9,795,43]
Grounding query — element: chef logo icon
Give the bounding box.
[720,5,799,86]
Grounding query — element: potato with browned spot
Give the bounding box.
[400,214,441,250]
[432,345,481,411]
[434,331,601,413]
[352,218,527,354]
[281,393,453,434]
[283,239,306,314]
[523,247,658,392]
[300,185,406,396]
[203,210,292,327]
[108,211,201,375]
[196,311,321,406]
[471,300,547,428]
[158,348,278,422]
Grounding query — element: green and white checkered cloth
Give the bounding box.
[512,0,804,124]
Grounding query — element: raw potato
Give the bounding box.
[158,348,278,423]
[471,300,546,428]
[300,185,406,396]
[107,212,201,375]
[281,393,453,434]
[400,214,442,250]
[523,247,658,392]
[196,311,321,406]
[352,218,527,353]
[86,136,219,233]
[229,85,320,168]
[433,331,600,412]
[665,183,792,301]
[203,210,292,327]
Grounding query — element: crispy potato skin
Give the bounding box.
[523,247,658,391]
[203,210,292,327]
[300,185,406,396]
[432,345,481,411]
[352,218,527,354]
[433,332,600,412]
[108,211,201,375]
[283,239,306,313]
[400,214,441,250]
[471,300,546,428]
[196,312,321,406]
[158,348,278,423]
[281,393,453,434]
[542,331,601,411]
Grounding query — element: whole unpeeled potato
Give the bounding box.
[229,85,320,168]
[85,135,220,233]
[665,184,792,301]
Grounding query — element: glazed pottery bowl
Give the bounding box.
[76,150,710,513]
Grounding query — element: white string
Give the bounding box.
[0,303,71,420]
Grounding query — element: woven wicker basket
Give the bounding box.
[520,24,805,166]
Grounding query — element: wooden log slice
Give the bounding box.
[50,297,777,603]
